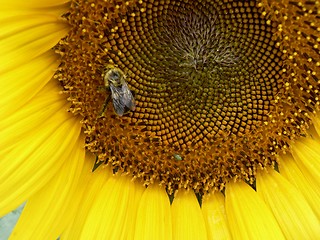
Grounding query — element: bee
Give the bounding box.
[100,66,136,117]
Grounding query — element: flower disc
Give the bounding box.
[56,0,320,193]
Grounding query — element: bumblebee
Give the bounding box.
[100,67,136,116]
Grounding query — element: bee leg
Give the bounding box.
[98,94,111,118]
[96,85,106,92]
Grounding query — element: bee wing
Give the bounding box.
[121,81,136,111]
[109,84,126,116]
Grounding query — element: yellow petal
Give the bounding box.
[225,181,285,240]
[0,13,64,39]
[80,175,143,240]
[0,0,69,7]
[1,79,67,150]
[0,0,70,14]
[202,192,231,240]
[257,168,320,239]
[311,114,320,138]
[126,180,145,240]
[134,184,172,240]
[0,93,81,216]
[291,138,320,188]
[9,135,85,240]
[1,51,61,117]
[61,157,112,240]
[0,3,70,18]
[0,14,68,73]
[171,190,207,240]
[279,154,320,219]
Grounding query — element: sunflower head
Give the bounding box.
[55,0,319,194]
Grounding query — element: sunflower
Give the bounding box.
[1,0,320,239]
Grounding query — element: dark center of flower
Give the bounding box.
[56,0,320,194]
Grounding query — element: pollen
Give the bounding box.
[55,0,320,194]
